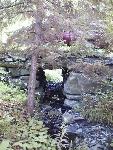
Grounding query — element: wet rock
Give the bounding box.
[61,105,72,113]
[62,112,75,124]
[64,72,88,95]
[40,105,62,135]
[90,143,105,150]
[46,82,62,91]
[104,58,113,66]
[64,99,80,109]
[65,94,82,100]
[61,120,113,149]
[65,123,84,139]
[62,110,84,124]
[40,104,53,112]
[90,140,97,147]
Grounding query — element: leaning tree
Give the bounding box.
[0,0,78,115]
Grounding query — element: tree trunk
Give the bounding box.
[27,9,42,116]
[27,52,37,115]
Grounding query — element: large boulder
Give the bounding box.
[64,72,111,95]
[64,72,91,95]
[64,99,80,109]
[64,73,87,95]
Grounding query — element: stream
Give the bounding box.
[38,81,113,150]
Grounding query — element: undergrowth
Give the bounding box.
[82,91,113,125]
[0,101,56,150]
[0,82,26,102]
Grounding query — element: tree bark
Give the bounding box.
[27,52,37,115]
[27,7,42,115]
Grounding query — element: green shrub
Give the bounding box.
[0,117,56,150]
[82,92,113,124]
[0,82,26,102]
[0,81,56,150]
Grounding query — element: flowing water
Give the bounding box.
[39,81,113,150]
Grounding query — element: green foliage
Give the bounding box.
[45,69,63,83]
[55,121,89,150]
[0,92,56,150]
[82,91,113,124]
[0,117,12,135]
[55,123,69,150]
[0,82,26,102]
[0,140,12,150]
[0,117,56,150]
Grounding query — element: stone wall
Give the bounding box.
[0,53,113,94]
